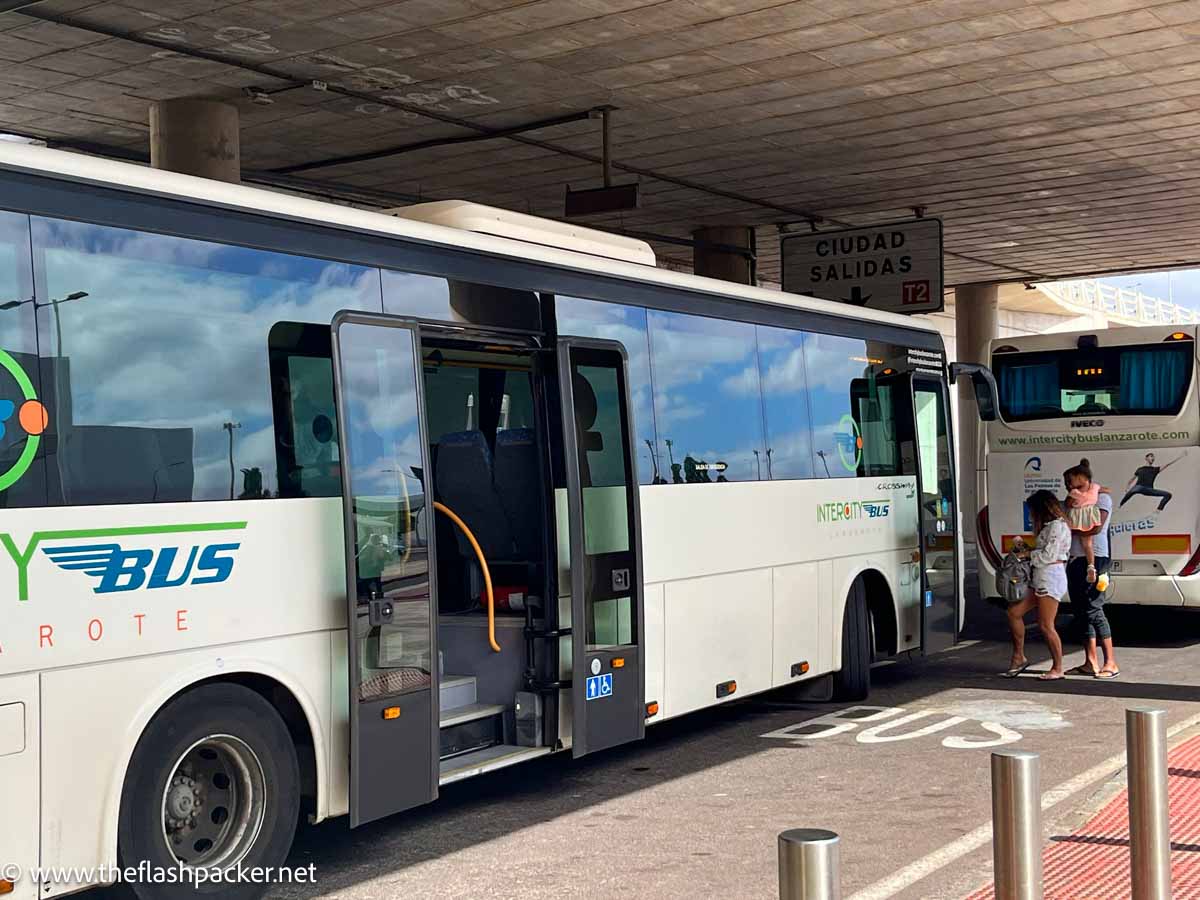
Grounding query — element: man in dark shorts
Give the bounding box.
[1119,452,1178,511]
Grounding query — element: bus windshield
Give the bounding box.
[993,340,1194,421]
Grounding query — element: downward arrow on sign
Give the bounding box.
[843,286,872,306]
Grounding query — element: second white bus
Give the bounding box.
[978,324,1200,607]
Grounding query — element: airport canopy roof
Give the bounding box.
[2,0,1199,285]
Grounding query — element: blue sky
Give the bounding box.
[1098,271,1200,311]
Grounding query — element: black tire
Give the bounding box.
[833,579,871,701]
[118,683,300,900]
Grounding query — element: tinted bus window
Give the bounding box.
[268,322,341,499]
[382,270,541,332]
[756,325,814,480]
[994,342,1194,420]
[31,217,381,506]
[0,210,47,508]
[806,333,901,478]
[556,297,660,485]
[381,268,452,319]
[646,310,765,483]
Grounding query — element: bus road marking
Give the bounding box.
[761,705,1027,750]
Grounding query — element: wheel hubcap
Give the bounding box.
[161,735,266,871]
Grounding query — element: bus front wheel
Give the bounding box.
[833,579,872,701]
[118,683,300,900]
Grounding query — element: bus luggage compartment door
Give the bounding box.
[332,312,439,826]
[557,338,646,758]
[0,674,38,900]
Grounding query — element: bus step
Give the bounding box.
[440,744,553,786]
[440,674,477,712]
[439,703,504,761]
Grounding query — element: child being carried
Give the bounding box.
[1066,478,1109,587]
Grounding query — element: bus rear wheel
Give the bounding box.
[118,683,300,900]
[833,579,872,701]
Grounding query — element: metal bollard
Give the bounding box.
[991,749,1043,900]
[778,828,840,900]
[1127,707,1171,900]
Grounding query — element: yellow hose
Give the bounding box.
[399,471,412,573]
[433,501,500,653]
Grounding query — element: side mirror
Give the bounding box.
[948,362,999,422]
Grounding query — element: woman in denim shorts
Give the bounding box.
[1002,489,1072,681]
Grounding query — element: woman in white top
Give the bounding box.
[1003,489,1072,681]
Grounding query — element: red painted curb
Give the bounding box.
[966,733,1200,899]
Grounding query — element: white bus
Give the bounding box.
[978,325,1200,606]
[0,143,992,900]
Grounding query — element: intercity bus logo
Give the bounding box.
[0,348,49,492]
[836,414,863,472]
[817,499,891,523]
[1,522,246,601]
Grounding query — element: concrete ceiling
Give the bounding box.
[4,0,1200,285]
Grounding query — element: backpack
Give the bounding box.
[996,552,1032,603]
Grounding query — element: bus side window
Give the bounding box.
[810,333,903,479]
[555,297,659,485]
[851,377,901,477]
[0,210,47,509]
[268,322,341,500]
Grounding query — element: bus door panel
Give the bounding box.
[910,374,959,655]
[332,312,439,827]
[557,338,646,757]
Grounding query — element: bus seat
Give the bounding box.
[435,430,516,561]
[494,428,542,560]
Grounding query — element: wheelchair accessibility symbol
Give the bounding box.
[585,673,613,701]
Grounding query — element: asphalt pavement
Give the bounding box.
[247,597,1200,900]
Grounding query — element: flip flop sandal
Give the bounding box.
[1038,672,1066,681]
[1067,664,1100,676]
[1001,662,1031,678]
[1095,670,1121,679]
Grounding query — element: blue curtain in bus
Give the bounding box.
[998,362,1058,416]
[1120,349,1188,412]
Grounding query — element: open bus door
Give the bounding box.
[851,371,959,655]
[331,312,439,826]
[556,338,646,757]
[909,374,959,655]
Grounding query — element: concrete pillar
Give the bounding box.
[150,99,240,183]
[693,225,755,284]
[955,283,999,544]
